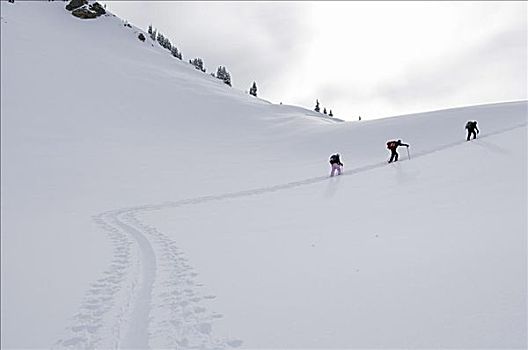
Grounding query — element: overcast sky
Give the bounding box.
[102,1,527,121]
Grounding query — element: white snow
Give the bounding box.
[1,2,526,349]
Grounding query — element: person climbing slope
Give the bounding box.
[465,120,479,141]
[329,153,343,176]
[386,139,409,163]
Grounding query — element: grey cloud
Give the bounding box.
[104,1,527,120]
[136,2,313,93]
[375,27,527,108]
[105,2,312,81]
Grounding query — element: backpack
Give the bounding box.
[387,141,397,149]
[466,121,476,129]
[329,154,338,164]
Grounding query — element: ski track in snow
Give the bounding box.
[54,208,240,349]
[54,123,525,349]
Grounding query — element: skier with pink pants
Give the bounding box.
[329,153,343,177]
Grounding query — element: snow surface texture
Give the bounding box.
[1,2,527,349]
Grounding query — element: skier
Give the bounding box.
[329,153,343,176]
[386,139,409,163]
[465,120,479,141]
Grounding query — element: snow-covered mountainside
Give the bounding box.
[1,2,526,349]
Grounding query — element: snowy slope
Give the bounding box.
[1,2,526,349]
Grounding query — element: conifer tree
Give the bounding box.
[315,99,320,112]
[329,110,333,117]
[171,46,182,60]
[323,108,327,115]
[249,82,257,97]
[157,32,164,46]
[190,58,206,72]
[216,66,232,86]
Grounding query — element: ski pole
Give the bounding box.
[406,146,411,160]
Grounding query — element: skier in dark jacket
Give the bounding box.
[465,120,479,141]
[329,153,343,176]
[386,140,409,163]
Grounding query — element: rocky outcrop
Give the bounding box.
[89,2,105,16]
[71,7,97,19]
[66,0,106,19]
[65,0,87,11]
